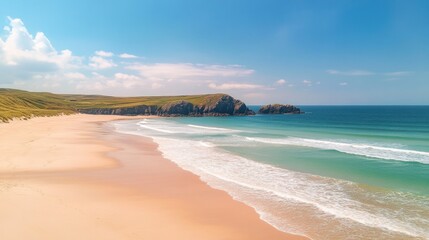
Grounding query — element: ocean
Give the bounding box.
[113,106,429,240]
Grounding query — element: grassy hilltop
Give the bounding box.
[0,88,249,122]
[0,89,76,122]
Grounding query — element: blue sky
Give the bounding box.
[0,0,428,104]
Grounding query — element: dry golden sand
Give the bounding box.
[0,114,307,240]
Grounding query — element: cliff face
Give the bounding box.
[78,94,255,117]
[258,104,301,114]
[197,95,254,116]
[0,89,256,121]
[157,101,194,116]
[78,105,157,115]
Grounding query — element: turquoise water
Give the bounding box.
[114,106,429,240]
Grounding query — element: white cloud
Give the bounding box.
[75,72,107,90]
[113,73,143,88]
[91,71,105,78]
[0,17,259,96]
[74,72,145,91]
[115,73,143,88]
[114,72,140,80]
[151,82,164,89]
[276,79,286,85]
[119,53,138,59]
[0,17,80,72]
[95,50,114,57]
[89,56,117,69]
[326,69,374,76]
[208,82,265,90]
[127,63,254,81]
[64,72,86,79]
[384,71,411,76]
[327,70,412,78]
[339,82,348,86]
[302,80,312,86]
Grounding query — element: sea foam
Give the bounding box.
[151,136,429,239]
[113,119,429,239]
[246,137,429,164]
[136,120,241,135]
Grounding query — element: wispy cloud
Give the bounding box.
[275,79,286,85]
[326,69,374,76]
[64,72,86,79]
[208,82,266,90]
[89,56,117,69]
[384,71,412,76]
[119,53,138,59]
[114,72,140,81]
[302,80,312,86]
[0,17,267,96]
[127,63,254,81]
[75,72,145,90]
[95,50,113,57]
[339,82,348,86]
[327,69,413,78]
[111,73,143,88]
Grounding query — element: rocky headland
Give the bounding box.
[0,89,257,121]
[78,94,255,117]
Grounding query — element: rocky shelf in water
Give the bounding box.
[258,104,301,114]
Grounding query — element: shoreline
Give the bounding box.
[0,114,306,240]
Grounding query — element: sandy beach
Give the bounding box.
[0,114,306,240]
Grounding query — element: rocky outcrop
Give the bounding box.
[258,104,301,114]
[78,105,157,115]
[78,94,255,117]
[157,101,195,116]
[197,95,255,116]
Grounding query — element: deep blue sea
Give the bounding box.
[113,106,429,240]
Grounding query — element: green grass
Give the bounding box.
[62,93,226,109]
[0,89,76,122]
[0,88,227,122]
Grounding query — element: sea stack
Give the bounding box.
[258,104,301,114]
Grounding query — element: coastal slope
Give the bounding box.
[0,89,254,122]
